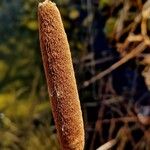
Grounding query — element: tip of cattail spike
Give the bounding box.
[38,0,55,8]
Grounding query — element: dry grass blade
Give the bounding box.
[96,139,117,150]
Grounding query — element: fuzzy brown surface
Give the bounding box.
[38,1,84,149]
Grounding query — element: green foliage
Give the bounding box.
[0,0,60,149]
[104,17,116,38]
[99,0,112,9]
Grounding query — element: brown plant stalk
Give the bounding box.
[83,42,147,87]
[38,0,84,149]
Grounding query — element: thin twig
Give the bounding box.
[99,116,138,124]
[96,139,117,150]
[83,42,147,87]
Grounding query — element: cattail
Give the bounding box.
[38,0,84,149]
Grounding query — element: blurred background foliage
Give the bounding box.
[0,0,150,149]
[0,0,59,149]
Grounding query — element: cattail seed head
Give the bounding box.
[38,1,84,149]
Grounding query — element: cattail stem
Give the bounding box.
[38,1,84,149]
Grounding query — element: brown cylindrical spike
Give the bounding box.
[38,1,84,149]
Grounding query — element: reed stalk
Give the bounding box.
[38,1,84,149]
